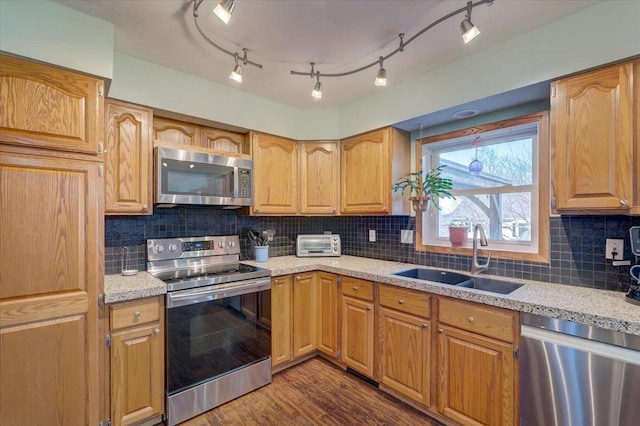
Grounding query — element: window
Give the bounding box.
[416,112,549,262]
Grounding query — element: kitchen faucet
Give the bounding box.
[471,224,491,275]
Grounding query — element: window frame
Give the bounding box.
[415,111,550,263]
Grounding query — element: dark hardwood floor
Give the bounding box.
[182,357,443,425]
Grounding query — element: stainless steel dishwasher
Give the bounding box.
[520,313,640,426]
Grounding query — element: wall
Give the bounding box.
[105,210,638,292]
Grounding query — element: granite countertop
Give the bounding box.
[104,255,640,336]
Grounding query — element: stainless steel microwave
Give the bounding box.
[296,234,341,257]
[155,147,253,207]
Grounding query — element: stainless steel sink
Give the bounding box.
[456,276,524,294]
[393,268,523,294]
[393,268,473,285]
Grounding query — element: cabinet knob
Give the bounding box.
[274,279,280,284]
[366,306,372,311]
[142,205,148,212]
[353,286,358,291]
[295,275,300,280]
[383,206,387,211]
[620,199,629,206]
[422,323,428,329]
[468,317,474,324]
[398,299,404,304]
[154,328,160,334]
[332,208,337,214]
[134,311,141,318]
[255,208,260,213]
[437,328,443,334]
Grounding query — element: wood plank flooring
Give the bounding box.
[182,357,443,425]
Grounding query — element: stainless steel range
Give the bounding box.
[147,235,272,426]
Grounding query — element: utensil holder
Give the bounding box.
[255,246,269,263]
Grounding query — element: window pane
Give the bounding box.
[439,138,533,189]
[439,192,532,242]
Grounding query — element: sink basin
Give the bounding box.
[393,268,523,294]
[393,268,473,285]
[457,277,524,294]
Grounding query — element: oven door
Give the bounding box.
[166,278,271,395]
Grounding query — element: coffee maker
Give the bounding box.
[627,227,640,305]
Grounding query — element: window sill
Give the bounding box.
[415,243,550,264]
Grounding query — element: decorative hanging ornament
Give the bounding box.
[468,135,483,174]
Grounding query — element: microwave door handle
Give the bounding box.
[167,278,271,308]
[232,167,240,198]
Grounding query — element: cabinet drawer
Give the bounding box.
[341,277,373,301]
[379,285,431,318]
[438,298,516,343]
[110,297,161,331]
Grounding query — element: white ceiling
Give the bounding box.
[54,0,599,113]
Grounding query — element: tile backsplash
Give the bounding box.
[105,207,639,292]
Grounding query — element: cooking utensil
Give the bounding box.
[265,226,276,243]
[247,230,258,245]
[260,230,269,245]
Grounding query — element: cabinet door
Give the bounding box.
[316,272,338,357]
[0,54,104,155]
[111,324,164,426]
[104,100,153,215]
[380,308,431,406]
[200,127,247,154]
[251,132,298,214]
[437,325,516,426]
[300,141,340,214]
[341,128,392,214]
[0,149,103,426]
[341,295,374,377]
[271,276,293,366]
[552,62,633,210]
[292,273,317,357]
[153,117,200,146]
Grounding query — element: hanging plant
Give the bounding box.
[392,165,455,211]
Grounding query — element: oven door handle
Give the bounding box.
[167,278,271,308]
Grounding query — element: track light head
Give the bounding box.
[229,52,243,83]
[214,0,235,24]
[375,57,387,86]
[460,1,480,43]
[311,72,323,99]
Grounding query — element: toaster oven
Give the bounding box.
[296,234,341,257]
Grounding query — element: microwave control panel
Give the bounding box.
[239,169,252,198]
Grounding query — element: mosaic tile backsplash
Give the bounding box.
[105,207,640,292]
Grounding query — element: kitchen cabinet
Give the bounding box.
[153,116,200,146]
[341,277,375,377]
[109,296,164,426]
[271,275,293,367]
[316,272,339,357]
[0,147,104,426]
[0,53,104,155]
[340,127,410,215]
[200,127,248,154]
[436,297,518,426]
[299,141,340,214]
[251,132,299,215]
[104,99,153,215]
[552,60,639,213]
[292,273,317,357]
[378,285,432,407]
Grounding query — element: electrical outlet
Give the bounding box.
[605,238,624,260]
[401,230,413,244]
[369,229,376,242]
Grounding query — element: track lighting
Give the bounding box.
[375,56,387,86]
[460,1,480,44]
[311,66,323,99]
[229,49,247,83]
[214,0,235,24]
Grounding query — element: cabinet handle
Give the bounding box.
[134,311,141,318]
[332,208,336,214]
[274,279,280,284]
[422,323,428,329]
[398,299,404,304]
[255,208,260,213]
[620,199,629,206]
[437,328,443,334]
[154,328,160,334]
[295,275,300,280]
[468,317,474,323]
[382,206,387,211]
[366,306,372,311]
[353,286,358,291]
[142,205,148,212]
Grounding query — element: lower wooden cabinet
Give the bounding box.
[378,285,431,406]
[436,297,519,426]
[293,273,317,357]
[109,296,165,426]
[271,275,293,367]
[341,277,374,377]
[316,272,339,357]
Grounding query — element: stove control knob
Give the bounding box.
[154,244,164,254]
[228,241,235,247]
[218,241,225,248]
[168,244,178,252]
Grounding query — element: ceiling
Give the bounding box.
[54,0,599,123]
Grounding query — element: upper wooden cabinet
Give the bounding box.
[153,117,200,146]
[104,100,153,215]
[200,127,248,153]
[300,141,340,215]
[0,54,104,155]
[552,60,638,213]
[340,127,410,215]
[251,132,299,215]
